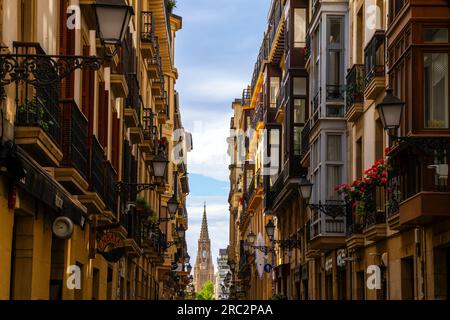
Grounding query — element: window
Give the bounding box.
[327,17,344,99]
[294,127,302,156]
[294,99,306,124]
[327,135,342,161]
[270,77,280,108]
[294,8,307,48]
[356,138,363,177]
[326,165,342,200]
[293,78,307,96]
[424,53,448,128]
[424,28,448,43]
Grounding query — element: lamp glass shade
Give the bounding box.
[151,154,169,178]
[247,231,256,245]
[244,241,250,252]
[265,220,275,240]
[230,261,236,271]
[187,264,192,273]
[185,254,190,264]
[299,175,313,200]
[167,196,179,216]
[376,89,405,130]
[93,3,134,45]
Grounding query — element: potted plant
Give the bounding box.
[17,97,54,132]
[166,0,177,14]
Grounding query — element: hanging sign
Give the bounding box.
[97,232,125,263]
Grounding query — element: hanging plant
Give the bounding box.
[166,0,177,13]
[336,159,391,216]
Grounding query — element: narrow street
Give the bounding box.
[0,0,450,306]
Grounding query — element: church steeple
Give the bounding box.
[194,202,215,293]
[200,202,210,240]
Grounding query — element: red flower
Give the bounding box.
[381,178,388,184]
[384,147,390,156]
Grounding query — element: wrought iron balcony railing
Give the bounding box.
[268,0,282,51]
[126,73,141,120]
[345,64,365,110]
[364,30,386,87]
[61,99,88,179]
[14,42,61,146]
[242,88,252,106]
[104,161,117,212]
[90,136,105,197]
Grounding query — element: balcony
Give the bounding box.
[364,30,386,100]
[104,161,117,215]
[14,44,63,167]
[275,80,287,123]
[388,140,450,227]
[346,221,365,250]
[345,64,365,122]
[140,11,155,59]
[251,105,264,130]
[151,75,164,97]
[78,136,106,215]
[155,91,168,113]
[119,213,144,257]
[242,88,252,107]
[141,224,166,263]
[247,170,263,212]
[309,208,346,250]
[124,73,141,129]
[55,99,89,194]
[363,211,387,242]
[267,0,284,62]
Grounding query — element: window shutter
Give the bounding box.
[59,0,75,98]
[98,82,108,149]
[111,112,120,172]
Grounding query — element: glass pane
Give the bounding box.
[326,165,342,200]
[270,77,280,108]
[294,126,303,156]
[294,99,306,123]
[424,53,448,128]
[327,135,342,161]
[293,78,306,96]
[329,18,342,45]
[328,51,341,86]
[424,28,448,43]
[294,8,307,48]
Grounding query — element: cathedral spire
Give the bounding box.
[200,202,210,240]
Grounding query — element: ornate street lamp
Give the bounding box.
[185,253,190,264]
[298,176,347,218]
[247,231,256,245]
[168,195,179,217]
[152,153,169,179]
[93,0,135,47]
[299,175,313,201]
[229,260,236,272]
[376,88,405,131]
[186,263,192,274]
[375,88,450,155]
[265,220,275,242]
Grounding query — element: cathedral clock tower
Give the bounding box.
[194,203,215,293]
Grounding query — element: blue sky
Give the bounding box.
[174,0,271,270]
